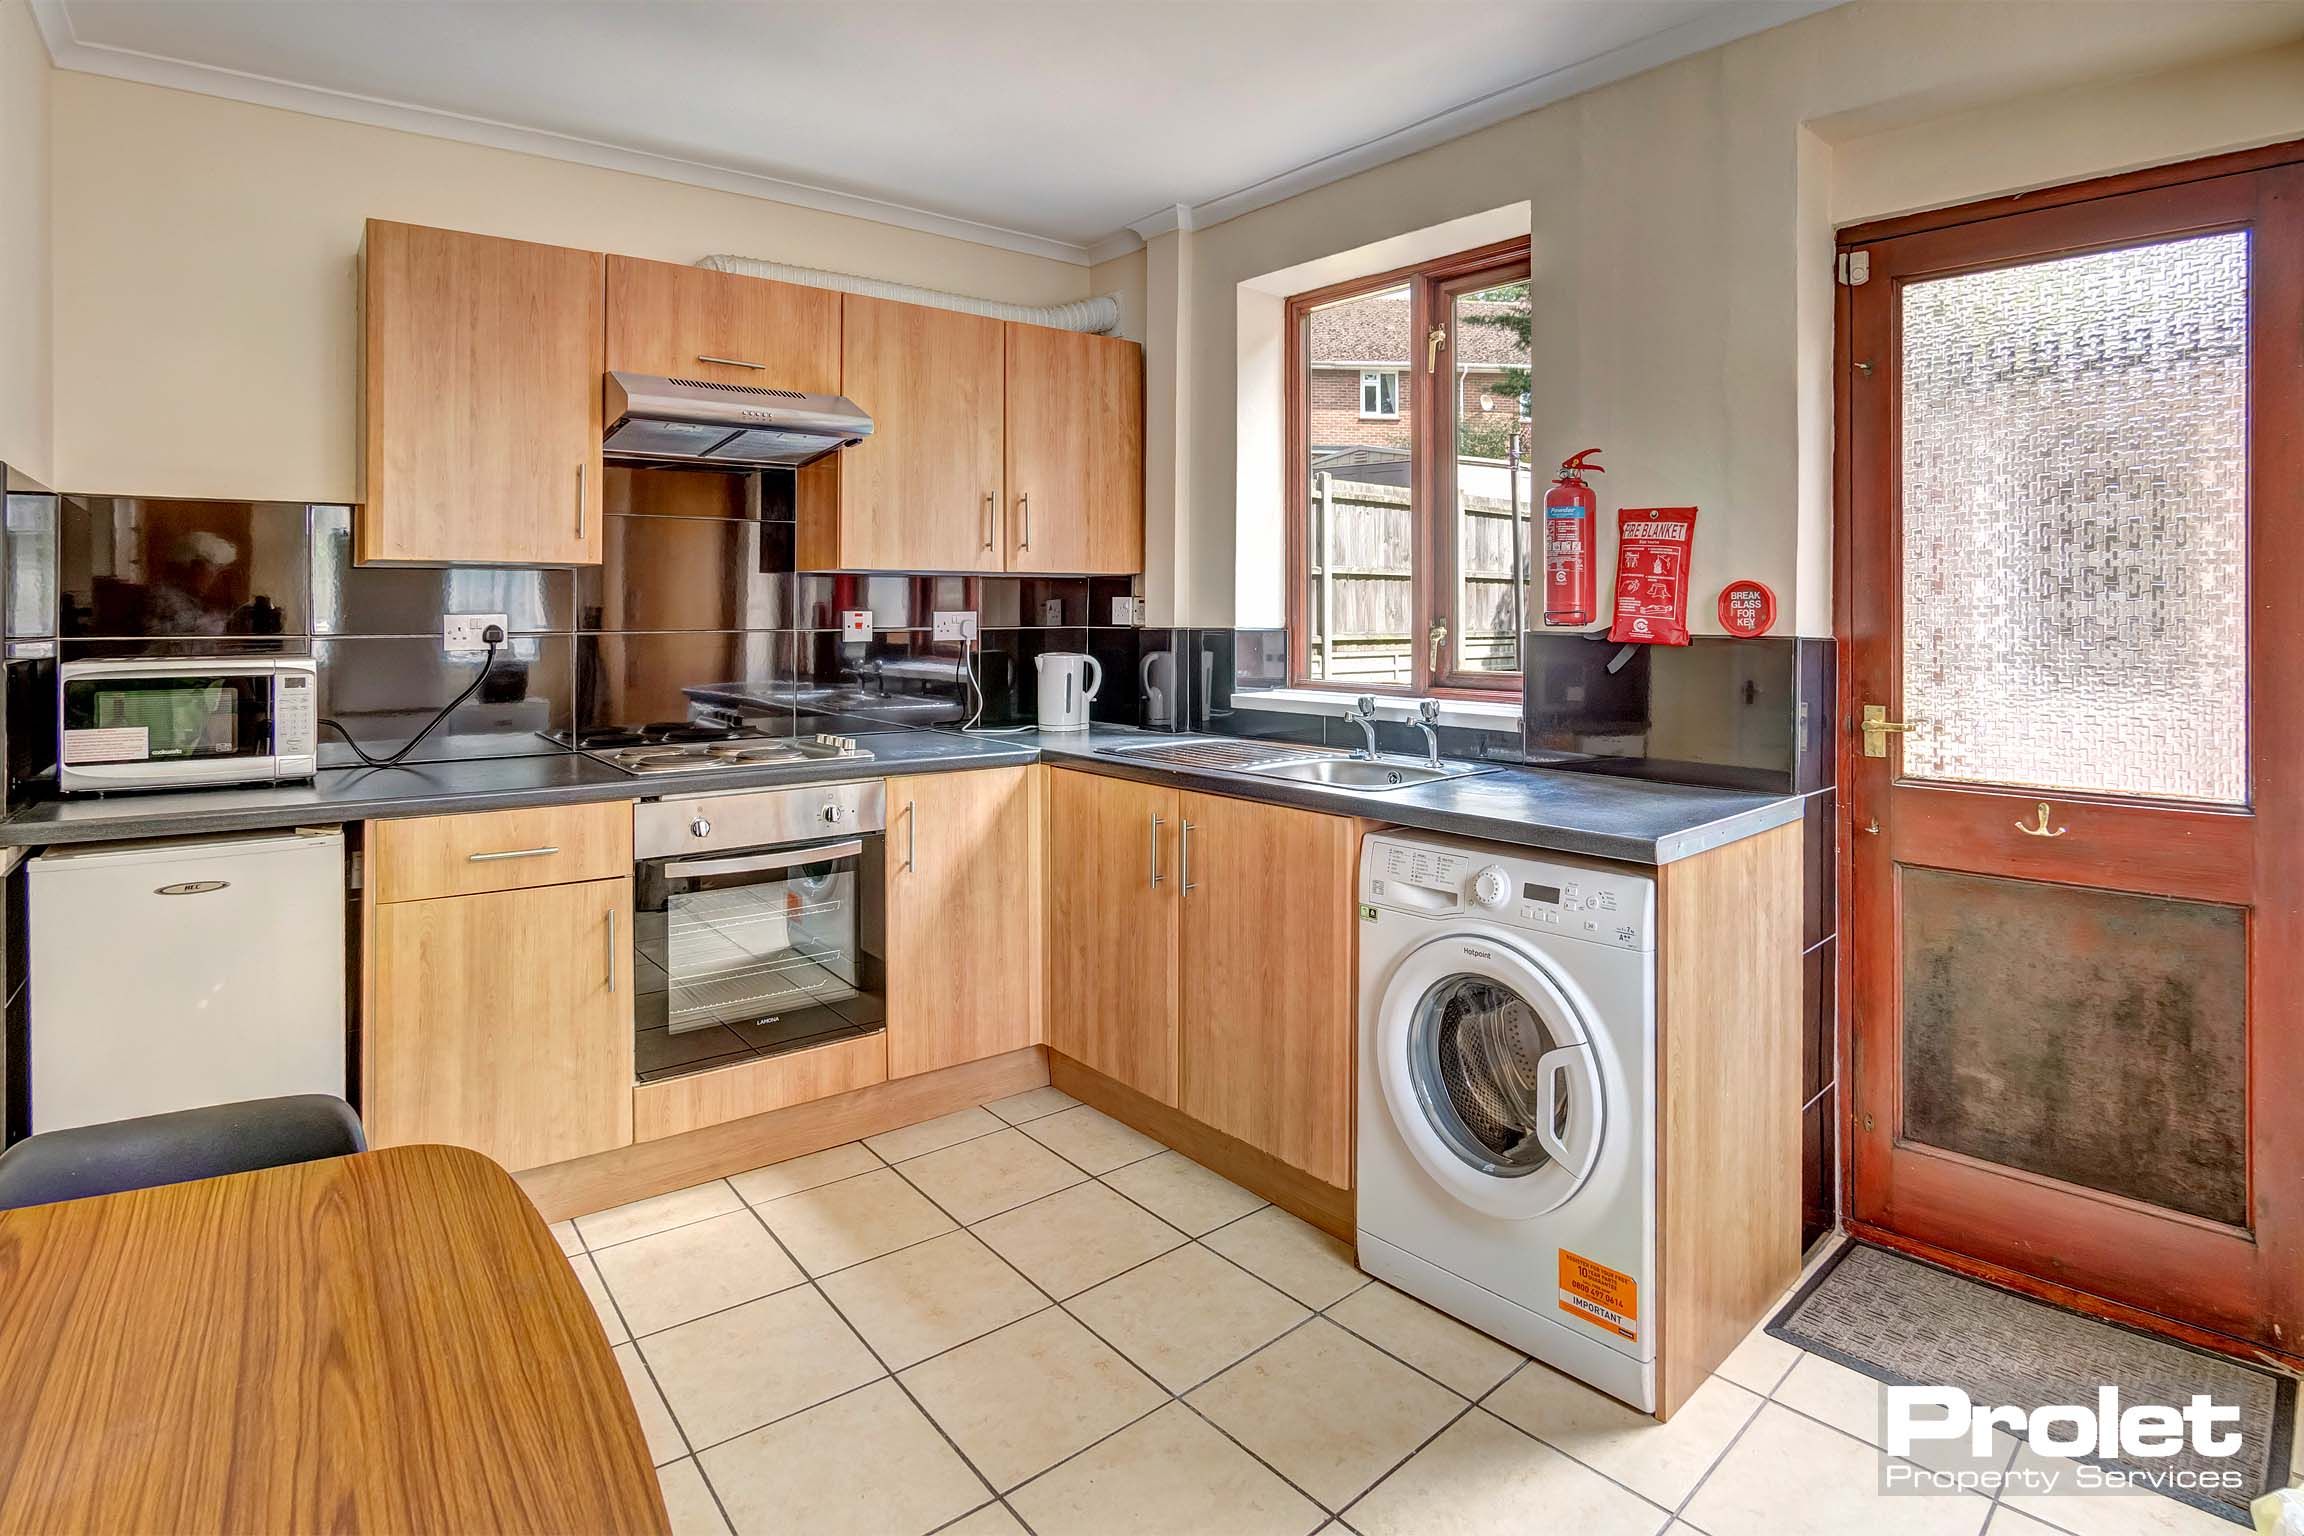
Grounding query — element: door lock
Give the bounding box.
[1860,703,1916,758]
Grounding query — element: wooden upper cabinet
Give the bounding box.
[604,256,840,392]
[359,220,605,565]
[885,766,1042,1078]
[1045,769,1181,1105]
[1005,325,1144,575]
[1176,792,1362,1187]
[811,293,1005,572]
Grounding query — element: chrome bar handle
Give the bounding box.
[576,461,587,541]
[664,841,862,879]
[468,845,560,862]
[605,906,617,994]
[1149,815,1164,889]
[696,355,764,369]
[1181,820,1197,895]
[982,493,995,552]
[1020,493,1032,553]
[903,799,917,872]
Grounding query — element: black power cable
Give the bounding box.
[320,623,506,769]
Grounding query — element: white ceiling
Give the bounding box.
[32,0,1834,263]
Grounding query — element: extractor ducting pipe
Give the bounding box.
[695,254,1123,336]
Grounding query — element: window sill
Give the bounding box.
[1228,687,1522,733]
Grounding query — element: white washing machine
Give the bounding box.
[1356,828,1659,1411]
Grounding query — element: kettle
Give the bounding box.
[1034,652,1102,732]
[1140,649,1175,727]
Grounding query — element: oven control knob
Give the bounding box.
[1471,866,1511,909]
[689,815,712,839]
[822,804,846,826]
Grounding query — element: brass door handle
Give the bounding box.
[2016,802,2067,838]
[1860,703,1916,758]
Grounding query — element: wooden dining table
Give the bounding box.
[0,1142,669,1534]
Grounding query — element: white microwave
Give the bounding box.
[57,655,320,793]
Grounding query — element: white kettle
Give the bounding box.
[1034,652,1102,732]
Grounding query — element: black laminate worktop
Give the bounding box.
[0,725,1803,865]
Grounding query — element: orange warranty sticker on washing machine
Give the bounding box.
[1558,1250,1639,1341]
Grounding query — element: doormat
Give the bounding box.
[1767,1242,2294,1524]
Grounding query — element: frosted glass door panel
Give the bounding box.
[1897,233,2248,804]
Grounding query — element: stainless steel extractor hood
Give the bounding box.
[603,371,872,468]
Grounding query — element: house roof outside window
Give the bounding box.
[1308,292,1528,370]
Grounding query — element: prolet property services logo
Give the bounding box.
[1879,1383,2248,1499]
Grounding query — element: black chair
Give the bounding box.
[0,1094,368,1210]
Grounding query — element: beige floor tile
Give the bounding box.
[1681,1403,1990,1536]
[640,1286,884,1449]
[818,1230,1048,1369]
[701,1379,986,1536]
[1774,1355,2016,1477]
[549,1219,583,1256]
[1714,1320,1803,1395]
[866,1106,1005,1163]
[1067,1242,1309,1392]
[614,1342,688,1466]
[1018,1105,1164,1175]
[753,1169,955,1275]
[1009,1402,1325,1536]
[576,1180,744,1250]
[972,1182,1187,1299]
[653,1459,730,1536]
[897,1128,1087,1224]
[593,1210,807,1337]
[1486,1361,1758,1506]
[900,1307,1167,1491]
[2000,1445,2249,1536]
[938,1504,1028,1536]
[1987,1513,2068,1536]
[570,1251,627,1344]
[1327,1284,1523,1399]
[984,1086,1079,1125]
[1201,1206,1367,1309]
[727,1142,881,1205]
[1102,1150,1267,1236]
[1344,1407,1665,1536]
[1187,1317,1465,1509]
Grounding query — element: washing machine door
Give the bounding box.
[1375,931,1606,1220]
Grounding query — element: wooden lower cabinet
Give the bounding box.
[1045,770,1180,1105]
[367,875,633,1171]
[1044,769,1363,1186]
[1175,790,1362,1189]
[885,766,1042,1077]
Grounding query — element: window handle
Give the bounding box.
[1425,326,1447,374]
[1428,621,1448,671]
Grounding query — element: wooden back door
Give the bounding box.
[1840,148,2304,1356]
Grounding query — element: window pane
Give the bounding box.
[1305,285,1414,685]
[1898,233,2248,803]
[1450,280,1532,678]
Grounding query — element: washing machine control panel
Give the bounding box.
[1367,839,1653,951]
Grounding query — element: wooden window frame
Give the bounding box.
[1284,235,1532,698]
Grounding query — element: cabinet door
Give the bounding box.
[1045,770,1179,1104]
[360,220,604,565]
[368,876,633,1171]
[885,767,1041,1078]
[835,294,1005,571]
[1176,792,1359,1186]
[1005,325,1143,575]
[604,256,840,393]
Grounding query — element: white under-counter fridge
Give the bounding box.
[28,827,346,1133]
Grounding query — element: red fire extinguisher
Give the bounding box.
[1543,448,1604,627]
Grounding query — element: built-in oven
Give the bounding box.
[631,781,886,1084]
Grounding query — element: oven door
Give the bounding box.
[60,665,277,789]
[633,833,886,1083]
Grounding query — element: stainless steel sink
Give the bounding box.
[1252,756,1493,791]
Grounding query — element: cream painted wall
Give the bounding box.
[49,71,1092,503]
[1148,1,2304,635]
[0,0,51,484]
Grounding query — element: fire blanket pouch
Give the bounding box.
[1607,506,1698,646]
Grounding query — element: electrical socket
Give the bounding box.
[1110,596,1145,626]
[841,609,873,641]
[442,614,508,652]
[932,610,978,642]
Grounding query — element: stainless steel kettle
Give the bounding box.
[1034,652,1102,732]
